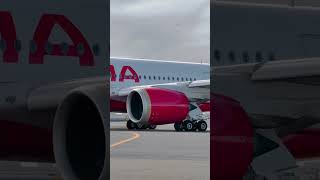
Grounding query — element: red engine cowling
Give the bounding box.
[283,128,320,159]
[126,87,189,125]
[199,102,210,112]
[211,93,254,180]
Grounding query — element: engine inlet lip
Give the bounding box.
[127,89,151,124]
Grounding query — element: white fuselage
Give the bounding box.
[110,57,210,95]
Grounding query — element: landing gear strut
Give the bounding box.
[126,120,157,130]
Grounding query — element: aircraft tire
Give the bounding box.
[148,124,157,129]
[136,123,144,130]
[174,122,182,131]
[126,120,135,130]
[183,120,194,131]
[197,120,207,131]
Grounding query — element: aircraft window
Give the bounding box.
[153,76,156,80]
[45,42,53,54]
[114,74,117,78]
[177,77,180,81]
[144,75,146,79]
[14,40,21,52]
[139,75,141,79]
[268,52,275,61]
[92,43,100,56]
[60,42,69,55]
[163,76,165,80]
[256,51,262,62]
[242,51,249,62]
[29,40,37,54]
[149,76,151,80]
[158,76,160,80]
[172,77,175,81]
[77,43,85,56]
[214,50,221,61]
[168,77,170,80]
[181,77,184,81]
[194,78,196,81]
[228,51,235,62]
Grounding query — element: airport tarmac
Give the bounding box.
[0,119,210,180]
[110,121,210,180]
[2,115,320,180]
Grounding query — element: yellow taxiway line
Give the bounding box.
[110,132,140,148]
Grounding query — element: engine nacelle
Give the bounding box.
[126,87,189,125]
[211,93,253,179]
[53,85,108,180]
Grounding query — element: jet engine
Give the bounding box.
[126,87,189,125]
[53,85,108,180]
[211,93,254,179]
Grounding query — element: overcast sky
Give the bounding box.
[111,0,210,63]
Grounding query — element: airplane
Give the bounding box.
[110,57,210,131]
[0,1,109,180]
[0,2,210,180]
[211,1,320,179]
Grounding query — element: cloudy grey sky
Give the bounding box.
[111,0,209,63]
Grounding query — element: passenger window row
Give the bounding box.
[213,49,275,63]
[0,39,101,56]
[111,74,197,82]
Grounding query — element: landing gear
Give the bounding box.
[196,120,207,132]
[174,120,207,132]
[126,120,157,130]
[174,102,209,132]
[184,120,194,131]
[126,120,136,130]
[148,124,157,130]
[174,122,183,131]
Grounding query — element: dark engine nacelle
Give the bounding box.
[53,85,108,180]
[126,88,189,125]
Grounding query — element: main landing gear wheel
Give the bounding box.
[196,120,207,131]
[136,122,144,129]
[126,120,156,130]
[183,120,194,131]
[174,122,183,131]
[148,124,157,130]
[126,120,135,130]
[174,120,207,132]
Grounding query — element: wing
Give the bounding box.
[27,76,107,111]
[252,57,320,81]
[213,58,320,134]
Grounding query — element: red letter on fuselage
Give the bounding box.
[110,65,116,81]
[29,14,94,66]
[0,12,18,63]
[119,66,139,82]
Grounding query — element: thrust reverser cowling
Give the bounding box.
[53,84,108,180]
[126,88,189,125]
